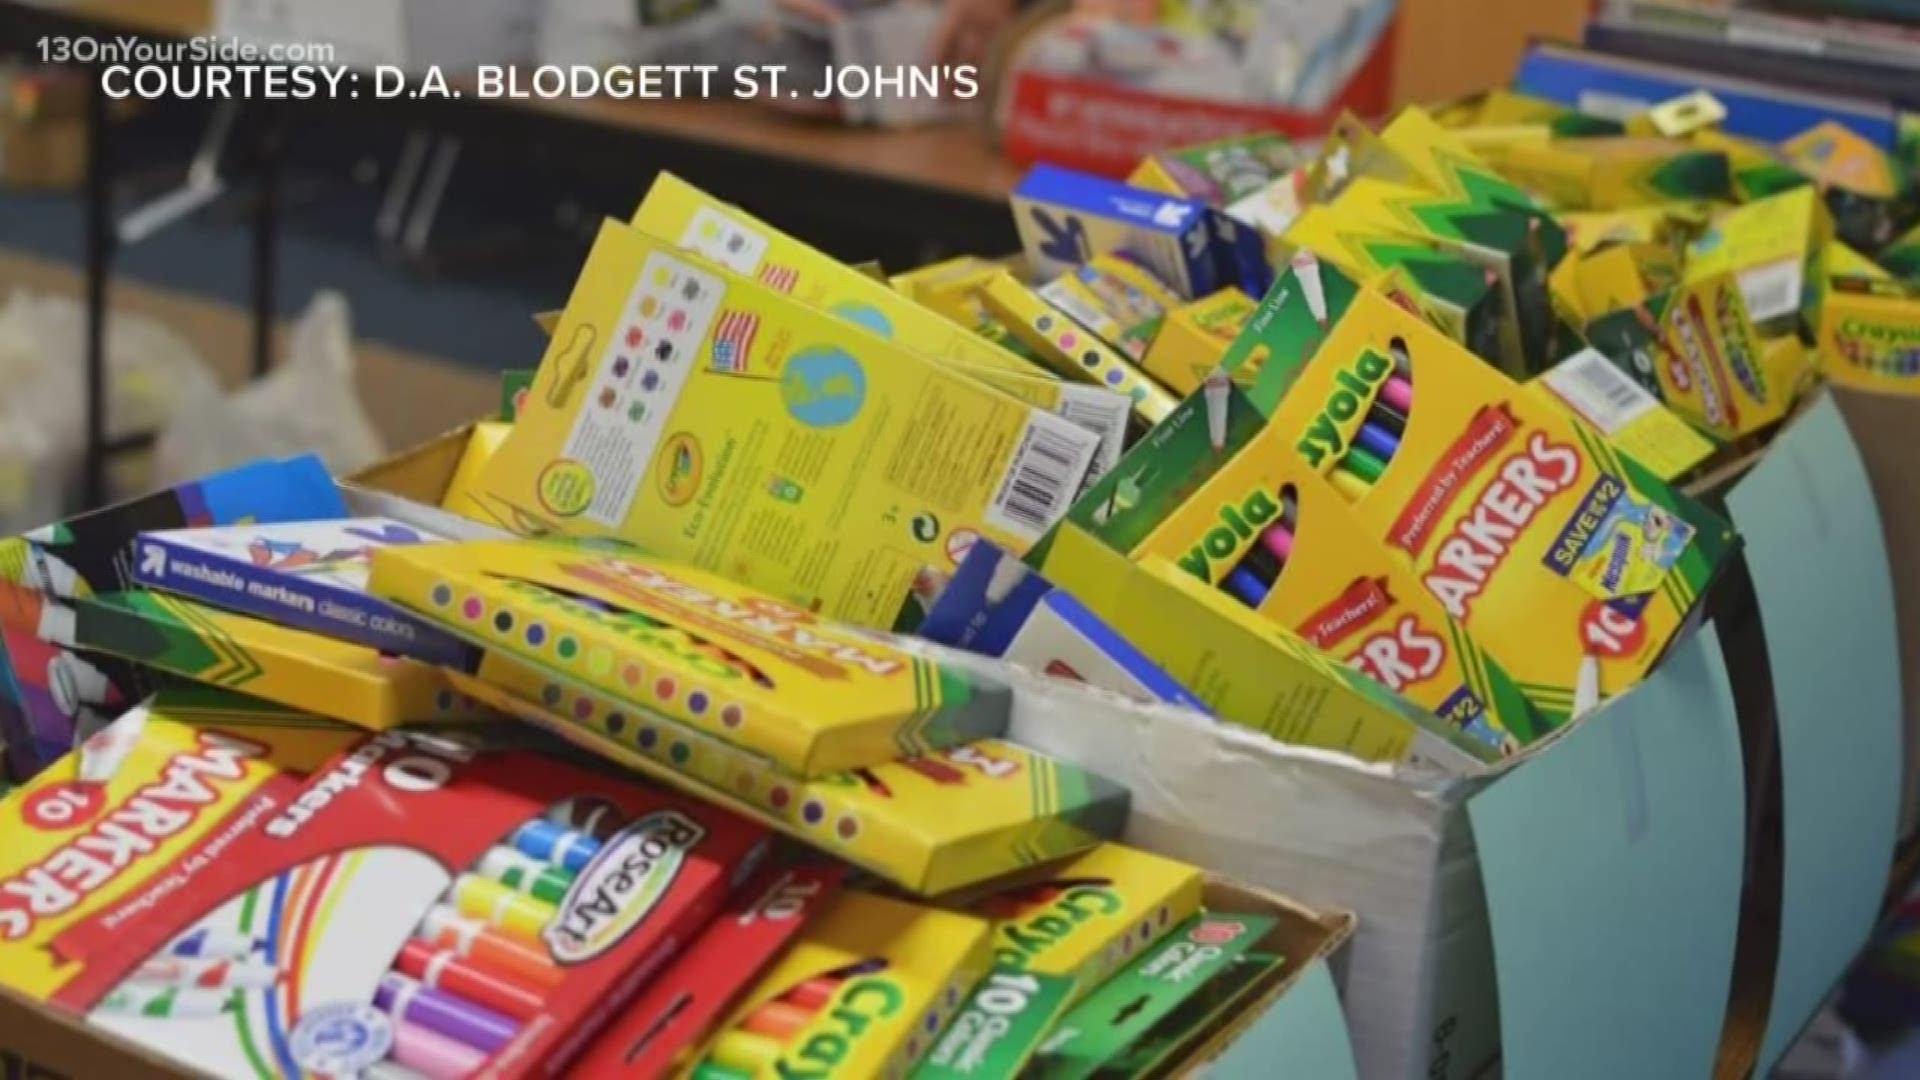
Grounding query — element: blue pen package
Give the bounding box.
[131,517,479,668]
[0,454,347,779]
[1014,164,1265,301]
[921,540,1209,712]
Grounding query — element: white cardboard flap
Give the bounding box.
[1726,392,1903,1072]
[1469,627,1745,1079]
[1204,960,1359,1080]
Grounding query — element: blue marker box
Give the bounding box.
[920,540,1208,712]
[131,517,478,668]
[1012,164,1269,300]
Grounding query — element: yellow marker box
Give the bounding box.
[1818,276,1920,395]
[1267,288,1732,724]
[633,173,1040,377]
[446,656,1127,895]
[1140,288,1258,396]
[0,691,359,1000]
[1494,138,1733,211]
[1684,186,1834,333]
[480,222,1101,628]
[959,843,1203,999]
[1129,430,1543,751]
[683,890,993,1080]
[1041,524,1496,773]
[1531,349,1715,484]
[980,271,1181,426]
[368,540,1012,777]
[67,591,477,732]
[1037,253,1182,360]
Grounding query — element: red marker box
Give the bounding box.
[575,861,844,1076]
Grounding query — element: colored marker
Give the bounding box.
[709,1029,784,1074]
[1340,446,1388,485]
[1330,469,1371,502]
[1354,422,1401,462]
[391,1015,486,1080]
[450,873,558,945]
[478,847,576,907]
[417,906,564,992]
[131,957,279,991]
[1223,565,1269,608]
[97,985,238,1019]
[1379,375,1413,414]
[1389,337,1412,377]
[166,927,263,961]
[740,1000,814,1041]
[1367,399,1408,437]
[377,973,521,1055]
[1259,521,1295,563]
[692,1065,753,1080]
[510,819,601,874]
[783,977,843,1011]
[397,940,544,1021]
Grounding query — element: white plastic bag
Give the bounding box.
[153,291,386,485]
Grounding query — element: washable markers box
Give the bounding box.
[1265,286,1735,726]
[1037,253,1182,361]
[57,588,479,733]
[1042,524,1497,773]
[478,221,1101,630]
[980,272,1183,429]
[446,656,1127,894]
[1024,912,1287,1080]
[0,454,347,778]
[131,518,477,668]
[369,540,1012,777]
[1010,164,1269,300]
[5,723,771,1080]
[631,172,1045,377]
[1139,288,1259,397]
[576,862,845,1076]
[1818,276,1920,394]
[680,889,993,1080]
[919,540,1208,712]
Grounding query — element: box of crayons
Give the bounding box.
[476,220,1103,630]
[1818,276,1920,395]
[0,455,348,779]
[575,862,846,1076]
[445,655,1129,895]
[677,889,994,1080]
[4,716,772,1080]
[368,540,1013,778]
[130,518,477,668]
[57,588,479,733]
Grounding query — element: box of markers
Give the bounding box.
[1489,138,1732,211]
[3,715,772,1080]
[1139,288,1259,398]
[1253,283,1736,726]
[918,540,1208,713]
[56,588,480,733]
[0,455,348,780]
[476,220,1103,630]
[677,889,993,1080]
[444,653,1128,895]
[130,518,477,668]
[979,271,1184,430]
[575,862,845,1076]
[368,539,1013,778]
[1036,254,1181,362]
[1818,276,1920,395]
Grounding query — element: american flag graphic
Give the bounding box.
[757,263,799,293]
[712,310,760,372]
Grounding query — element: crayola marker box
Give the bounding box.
[480,221,1102,629]
[445,655,1127,894]
[1684,186,1835,335]
[130,518,477,668]
[918,540,1208,711]
[1,722,771,1080]
[578,862,846,1076]
[1128,417,1544,751]
[679,889,992,1080]
[1264,286,1734,726]
[1042,524,1497,772]
[54,588,479,732]
[981,271,1183,428]
[1139,288,1259,397]
[369,539,1012,778]
[1037,253,1183,361]
[631,172,1042,377]
[1818,275,1920,393]
[1490,138,1733,210]
[1531,349,1716,484]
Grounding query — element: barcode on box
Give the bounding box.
[1738,260,1803,324]
[1056,387,1129,482]
[1542,348,1655,435]
[987,413,1098,543]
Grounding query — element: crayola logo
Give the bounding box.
[546,810,705,963]
[775,976,906,1079]
[1295,349,1395,468]
[993,884,1124,971]
[1841,318,1920,345]
[1176,490,1281,582]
